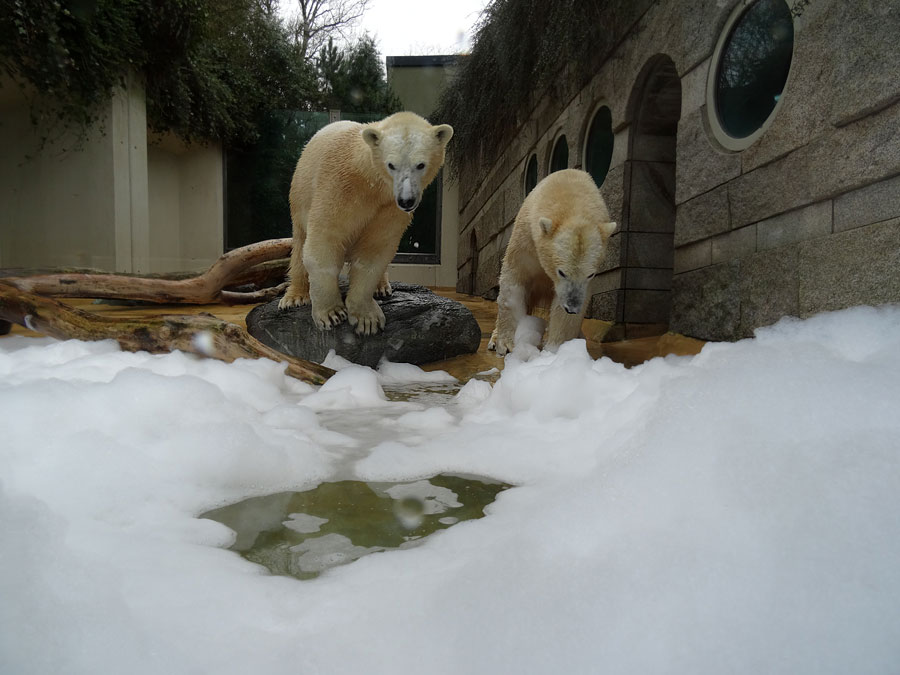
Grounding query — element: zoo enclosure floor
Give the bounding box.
[3,288,705,379]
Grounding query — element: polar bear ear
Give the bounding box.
[362,127,381,148]
[433,124,453,146]
[599,221,617,238]
[539,217,554,235]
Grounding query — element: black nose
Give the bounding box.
[397,197,416,211]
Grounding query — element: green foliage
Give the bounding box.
[1,0,141,133]
[433,0,618,179]
[0,0,318,145]
[2,0,403,245]
[316,34,402,113]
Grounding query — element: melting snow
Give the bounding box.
[2,305,900,674]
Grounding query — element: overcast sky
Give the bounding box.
[357,0,488,59]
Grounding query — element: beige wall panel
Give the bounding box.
[0,98,118,271]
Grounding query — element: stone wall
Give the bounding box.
[455,0,900,340]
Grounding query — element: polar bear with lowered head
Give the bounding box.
[488,169,617,355]
[278,111,453,335]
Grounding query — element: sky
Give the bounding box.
[2,303,900,673]
[355,0,488,58]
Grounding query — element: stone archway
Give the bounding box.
[619,54,681,338]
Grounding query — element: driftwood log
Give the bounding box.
[5,238,293,305]
[0,282,333,385]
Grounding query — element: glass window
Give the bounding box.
[584,106,614,187]
[712,0,793,145]
[524,154,538,196]
[550,135,569,173]
[395,172,441,264]
[225,111,384,250]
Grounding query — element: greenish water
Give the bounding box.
[202,475,509,580]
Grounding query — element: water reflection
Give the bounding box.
[202,475,508,580]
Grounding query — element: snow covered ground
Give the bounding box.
[2,305,899,674]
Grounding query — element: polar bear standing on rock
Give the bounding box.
[488,169,617,356]
[278,112,453,335]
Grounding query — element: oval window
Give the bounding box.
[524,153,538,196]
[584,106,614,186]
[709,0,794,150]
[550,135,569,173]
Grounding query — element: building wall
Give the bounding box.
[0,81,131,271]
[148,146,182,271]
[386,56,460,288]
[456,0,900,340]
[0,76,224,275]
[148,133,224,273]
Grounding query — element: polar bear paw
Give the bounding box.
[347,299,386,335]
[374,279,393,299]
[311,302,348,330]
[278,288,310,310]
[487,331,513,357]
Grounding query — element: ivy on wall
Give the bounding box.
[434,0,626,180]
[0,0,318,146]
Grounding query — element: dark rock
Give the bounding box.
[0,319,11,336]
[247,283,481,368]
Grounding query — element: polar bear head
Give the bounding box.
[537,216,617,314]
[362,112,454,213]
[525,170,617,316]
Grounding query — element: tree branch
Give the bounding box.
[5,239,294,304]
[0,282,333,385]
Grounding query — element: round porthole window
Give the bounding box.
[584,105,614,187]
[524,153,538,196]
[707,0,794,151]
[549,135,569,173]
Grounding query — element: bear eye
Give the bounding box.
[557,269,566,279]
[588,272,597,279]
[416,162,426,170]
[387,162,396,171]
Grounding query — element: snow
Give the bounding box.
[2,305,900,674]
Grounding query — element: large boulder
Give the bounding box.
[247,283,482,368]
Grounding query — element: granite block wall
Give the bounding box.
[455,0,900,341]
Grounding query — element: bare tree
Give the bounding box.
[284,0,371,60]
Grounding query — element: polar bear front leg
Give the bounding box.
[488,282,526,356]
[345,210,409,335]
[345,261,387,335]
[545,299,586,351]
[303,231,348,330]
[278,226,311,309]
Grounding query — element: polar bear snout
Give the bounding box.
[394,174,421,212]
[558,281,586,315]
[397,196,418,211]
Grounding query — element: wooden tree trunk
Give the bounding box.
[0,282,333,385]
[6,238,293,305]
